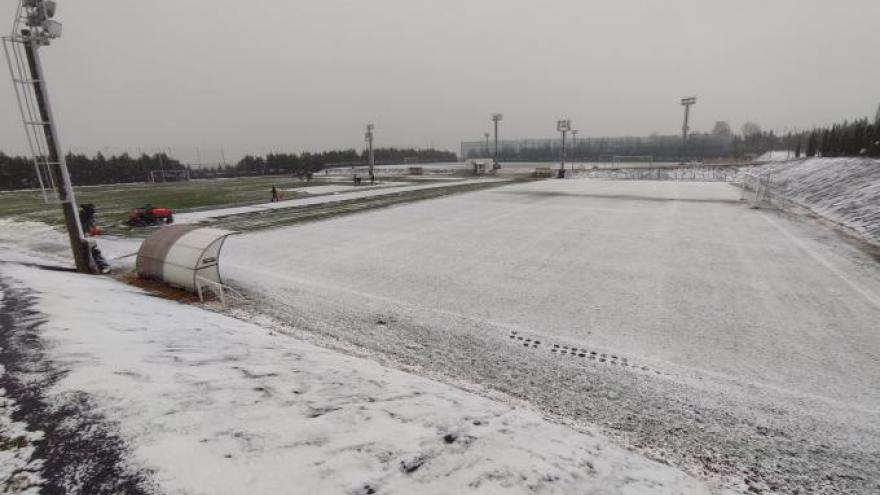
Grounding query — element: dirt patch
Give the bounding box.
[118,272,201,304]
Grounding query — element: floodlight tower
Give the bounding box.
[3,0,97,274]
[365,124,375,182]
[491,113,503,169]
[557,119,571,176]
[681,97,697,141]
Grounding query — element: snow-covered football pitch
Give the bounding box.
[222,178,880,493]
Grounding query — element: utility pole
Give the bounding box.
[157,149,166,182]
[483,132,490,158]
[571,129,578,165]
[365,124,375,182]
[4,1,96,273]
[491,113,503,169]
[681,97,697,141]
[557,119,571,177]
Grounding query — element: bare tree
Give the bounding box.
[741,122,763,137]
[712,121,732,136]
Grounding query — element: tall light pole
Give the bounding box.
[365,124,375,182]
[571,129,578,165]
[681,97,697,141]
[491,113,503,169]
[483,132,490,158]
[557,119,571,177]
[4,0,97,274]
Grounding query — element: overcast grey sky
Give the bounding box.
[2,0,879,160]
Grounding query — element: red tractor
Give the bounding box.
[126,205,174,227]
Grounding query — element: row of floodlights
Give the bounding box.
[23,0,62,41]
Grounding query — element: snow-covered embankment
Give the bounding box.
[754,158,880,246]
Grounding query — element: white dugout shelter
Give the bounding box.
[136,225,237,298]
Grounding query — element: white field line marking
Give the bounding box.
[759,211,880,310]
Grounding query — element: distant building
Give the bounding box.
[460,133,732,161]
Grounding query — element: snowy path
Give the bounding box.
[174,178,505,224]
[0,261,718,495]
[220,179,880,493]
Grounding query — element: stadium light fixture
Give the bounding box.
[557,119,571,175]
[3,0,97,273]
[365,124,375,180]
[22,0,61,43]
[491,113,503,169]
[681,97,697,141]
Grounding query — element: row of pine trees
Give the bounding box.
[0,147,457,190]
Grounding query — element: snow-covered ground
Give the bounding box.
[750,157,880,246]
[0,221,724,494]
[754,151,796,163]
[285,183,397,195]
[221,179,880,407]
[175,178,505,224]
[219,179,880,493]
[3,174,880,493]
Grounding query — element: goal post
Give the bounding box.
[612,155,654,164]
[148,169,190,183]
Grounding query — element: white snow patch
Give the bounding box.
[285,183,397,195]
[0,219,70,266]
[176,178,503,224]
[0,256,719,494]
[219,179,880,413]
[0,219,140,270]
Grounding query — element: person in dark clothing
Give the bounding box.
[271,186,279,202]
[89,240,110,274]
[79,204,109,273]
[79,203,96,233]
[141,203,154,224]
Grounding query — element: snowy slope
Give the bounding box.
[0,222,721,495]
[753,158,880,245]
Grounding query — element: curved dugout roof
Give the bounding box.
[136,225,238,293]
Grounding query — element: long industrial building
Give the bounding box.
[460,133,732,161]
